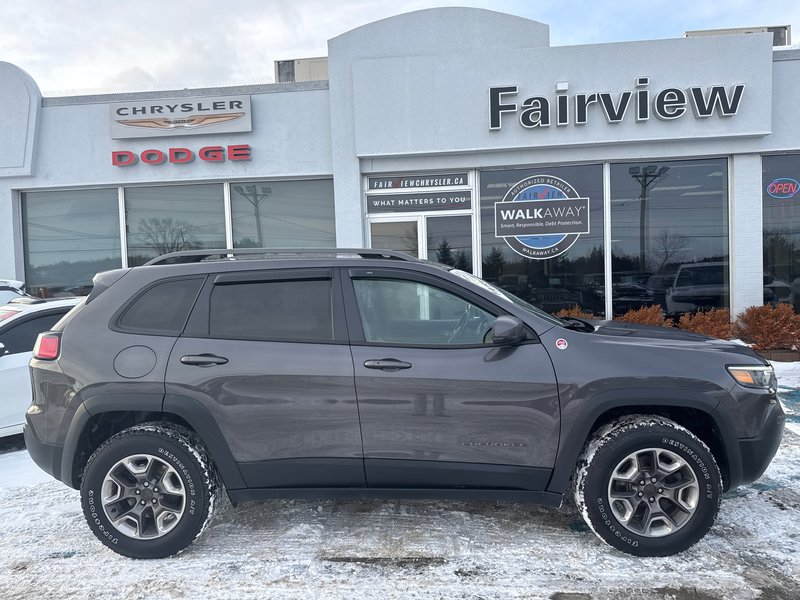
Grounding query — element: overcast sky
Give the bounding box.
[2,0,798,95]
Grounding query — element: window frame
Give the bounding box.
[342,267,533,349]
[183,268,349,345]
[111,275,206,336]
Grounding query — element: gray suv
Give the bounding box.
[24,249,785,559]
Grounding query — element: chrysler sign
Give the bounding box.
[110,95,252,139]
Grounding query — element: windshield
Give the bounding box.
[449,269,563,326]
[675,264,725,287]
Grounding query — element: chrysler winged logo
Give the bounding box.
[116,112,245,130]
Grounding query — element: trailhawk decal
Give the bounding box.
[494,174,589,260]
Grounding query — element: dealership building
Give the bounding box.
[1,7,799,319]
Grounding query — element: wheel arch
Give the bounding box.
[62,394,245,490]
[548,390,741,495]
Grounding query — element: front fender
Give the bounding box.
[546,387,739,495]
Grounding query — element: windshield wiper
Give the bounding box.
[560,317,595,333]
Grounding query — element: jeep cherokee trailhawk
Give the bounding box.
[24,249,785,558]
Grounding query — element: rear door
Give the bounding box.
[165,268,365,489]
[343,268,560,490]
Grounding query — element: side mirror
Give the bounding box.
[0,342,6,356]
[491,315,526,345]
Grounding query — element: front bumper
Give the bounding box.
[736,400,785,486]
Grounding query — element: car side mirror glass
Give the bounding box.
[491,315,526,345]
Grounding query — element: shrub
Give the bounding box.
[677,308,732,339]
[616,305,673,327]
[733,303,800,351]
[555,306,597,320]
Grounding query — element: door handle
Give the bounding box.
[363,358,412,371]
[180,354,229,367]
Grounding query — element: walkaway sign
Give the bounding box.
[495,175,589,259]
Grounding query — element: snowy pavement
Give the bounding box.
[0,363,798,599]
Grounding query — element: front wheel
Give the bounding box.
[574,415,722,556]
[80,423,219,559]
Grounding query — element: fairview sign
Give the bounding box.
[490,77,745,130]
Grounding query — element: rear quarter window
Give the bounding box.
[116,277,204,335]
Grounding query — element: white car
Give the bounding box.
[0,296,81,437]
[0,279,25,306]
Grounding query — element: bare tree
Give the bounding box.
[138,217,195,255]
[649,228,689,272]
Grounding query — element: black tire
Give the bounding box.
[80,423,219,559]
[574,415,722,557]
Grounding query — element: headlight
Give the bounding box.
[726,365,776,390]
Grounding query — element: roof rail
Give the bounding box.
[143,248,417,266]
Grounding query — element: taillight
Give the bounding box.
[33,333,60,360]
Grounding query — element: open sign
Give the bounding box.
[766,178,800,199]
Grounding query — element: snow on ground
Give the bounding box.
[1,384,799,599]
[773,360,800,436]
[773,359,800,390]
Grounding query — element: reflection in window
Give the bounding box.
[370,221,419,257]
[763,154,800,311]
[22,189,121,297]
[353,278,494,345]
[610,159,729,318]
[125,184,226,266]
[231,180,335,248]
[479,165,604,317]
[427,215,472,272]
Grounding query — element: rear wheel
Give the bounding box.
[574,415,722,556]
[80,423,219,559]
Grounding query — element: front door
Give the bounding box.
[369,214,474,272]
[343,268,560,490]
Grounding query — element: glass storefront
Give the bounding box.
[610,159,729,317]
[369,221,420,257]
[16,160,739,314]
[763,154,800,310]
[231,179,335,248]
[479,164,604,315]
[125,184,226,266]
[22,189,121,297]
[20,179,335,295]
[427,215,472,272]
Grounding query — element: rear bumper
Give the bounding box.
[23,418,63,483]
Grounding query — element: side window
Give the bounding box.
[209,279,334,342]
[0,313,65,355]
[117,278,203,335]
[352,278,495,345]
